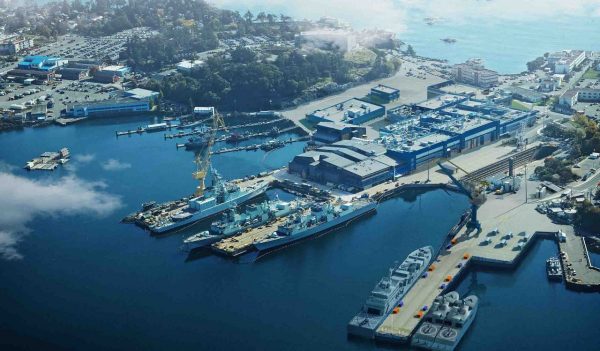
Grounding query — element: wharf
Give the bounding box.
[374,185,600,343]
[211,215,293,256]
[164,118,289,139]
[181,136,308,154]
[54,117,86,126]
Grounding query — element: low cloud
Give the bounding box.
[74,153,96,163]
[101,159,132,171]
[211,0,600,32]
[0,170,122,260]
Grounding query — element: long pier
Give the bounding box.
[373,193,600,344]
[164,118,290,139]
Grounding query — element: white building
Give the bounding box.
[193,106,214,118]
[297,30,358,53]
[451,59,499,88]
[558,90,578,108]
[0,36,34,55]
[548,50,586,74]
[176,59,204,73]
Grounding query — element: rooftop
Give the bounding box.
[371,84,399,95]
[309,98,383,124]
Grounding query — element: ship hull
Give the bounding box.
[254,202,376,252]
[150,183,268,234]
[347,246,434,339]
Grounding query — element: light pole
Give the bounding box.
[524,164,528,203]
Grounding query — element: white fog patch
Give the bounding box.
[74,153,96,163]
[0,170,122,260]
[101,159,132,171]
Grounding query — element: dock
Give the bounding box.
[178,136,309,153]
[164,118,290,139]
[374,188,600,344]
[54,117,86,126]
[212,215,292,256]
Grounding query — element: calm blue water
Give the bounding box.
[1,117,599,350]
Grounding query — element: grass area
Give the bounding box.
[511,99,531,112]
[299,118,318,131]
[344,48,376,66]
[582,68,600,80]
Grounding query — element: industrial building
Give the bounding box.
[3,69,55,84]
[288,140,398,191]
[0,36,34,55]
[18,55,65,71]
[379,97,537,173]
[66,99,150,117]
[370,84,400,102]
[193,106,215,118]
[312,122,367,143]
[58,67,89,80]
[123,88,160,101]
[504,86,545,103]
[306,98,385,125]
[548,50,586,74]
[451,59,499,88]
[176,59,204,73]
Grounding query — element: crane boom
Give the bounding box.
[193,111,227,197]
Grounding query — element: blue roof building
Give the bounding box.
[18,55,64,71]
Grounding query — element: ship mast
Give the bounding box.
[193,110,227,197]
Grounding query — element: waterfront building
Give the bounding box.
[370,84,400,102]
[0,36,34,55]
[558,89,600,108]
[313,122,367,143]
[193,106,215,118]
[379,98,537,173]
[548,50,586,74]
[288,139,398,191]
[306,98,385,125]
[66,99,150,117]
[451,59,498,88]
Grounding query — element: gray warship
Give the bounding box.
[411,291,479,351]
[347,246,433,338]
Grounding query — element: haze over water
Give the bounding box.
[214,0,600,73]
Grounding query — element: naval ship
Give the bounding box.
[183,198,302,249]
[253,199,376,252]
[411,291,478,351]
[138,169,268,233]
[347,246,434,338]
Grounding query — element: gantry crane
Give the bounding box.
[437,160,483,231]
[193,111,227,197]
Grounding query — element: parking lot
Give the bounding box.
[0,79,120,119]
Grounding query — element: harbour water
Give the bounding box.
[1,117,599,350]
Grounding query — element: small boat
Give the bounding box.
[441,38,457,44]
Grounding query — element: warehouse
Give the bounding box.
[306,98,385,125]
[58,67,89,80]
[312,122,367,143]
[288,140,397,191]
[66,99,150,117]
[370,84,400,102]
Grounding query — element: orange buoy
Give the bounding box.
[415,311,424,318]
[428,264,436,272]
[393,307,400,314]
[451,238,457,245]
[445,275,452,282]
[463,253,470,259]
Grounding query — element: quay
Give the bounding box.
[164,118,290,139]
[374,183,600,344]
[178,136,309,153]
[54,117,86,126]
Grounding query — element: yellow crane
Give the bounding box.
[193,111,227,197]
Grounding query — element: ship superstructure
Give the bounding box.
[411,291,478,351]
[347,246,433,338]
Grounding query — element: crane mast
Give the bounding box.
[193,111,227,197]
